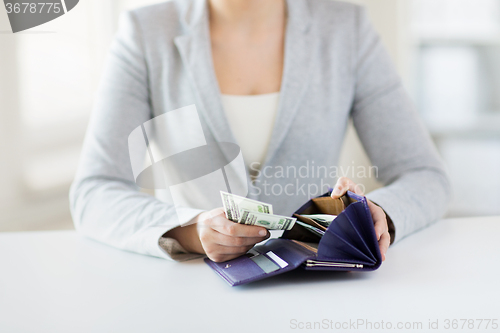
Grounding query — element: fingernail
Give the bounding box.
[259,230,267,236]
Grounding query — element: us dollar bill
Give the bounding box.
[220,191,273,222]
[239,210,296,231]
[300,214,337,227]
[295,221,325,237]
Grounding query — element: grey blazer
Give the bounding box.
[70,0,451,260]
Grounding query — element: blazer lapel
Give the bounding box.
[173,0,313,190]
[174,0,237,150]
[174,0,250,192]
[262,0,313,167]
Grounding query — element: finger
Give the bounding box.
[209,254,233,263]
[331,177,364,199]
[199,207,226,221]
[210,243,254,255]
[208,252,249,263]
[379,232,390,261]
[367,201,388,240]
[331,177,352,198]
[211,230,270,247]
[205,244,256,262]
[210,215,269,238]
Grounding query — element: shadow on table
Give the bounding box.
[237,268,372,290]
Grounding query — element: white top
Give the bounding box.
[221,92,280,173]
[1,216,499,332]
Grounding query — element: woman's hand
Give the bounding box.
[330,177,390,261]
[167,208,270,262]
[197,208,270,262]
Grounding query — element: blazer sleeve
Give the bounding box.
[350,7,452,243]
[69,11,204,260]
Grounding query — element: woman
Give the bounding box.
[70,0,450,263]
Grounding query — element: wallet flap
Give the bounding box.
[326,211,376,262]
[317,192,382,269]
[285,191,382,271]
[317,226,376,264]
[347,195,380,258]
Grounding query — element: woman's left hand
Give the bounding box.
[330,177,390,261]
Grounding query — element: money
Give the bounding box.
[300,214,337,227]
[239,210,296,231]
[220,191,273,222]
[219,191,295,230]
[295,221,325,237]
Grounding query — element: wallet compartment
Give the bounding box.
[204,238,316,286]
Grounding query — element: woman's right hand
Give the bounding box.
[196,208,270,262]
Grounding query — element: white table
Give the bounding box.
[1,216,499,333]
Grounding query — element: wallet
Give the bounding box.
[204,191,382,286]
